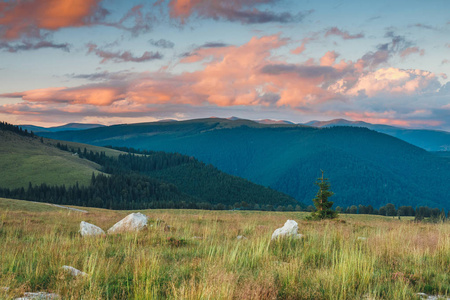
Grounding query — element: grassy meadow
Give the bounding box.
[1,198,450,299]
[0,131,104,189]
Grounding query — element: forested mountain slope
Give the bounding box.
[0,122,297,210]
[41,118,450,209]
[306,119,450,151]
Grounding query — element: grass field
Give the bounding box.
[0,197,449,299]
[0,131,106,189]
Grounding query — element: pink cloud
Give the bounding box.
[400,47,425,58]
[165,0,309,24]
[290,36,317,55]
[324,27,364,40]
[343,111,443,128]
[86,43,163,63]
[2,85,125,106]
[0,2,153,42]
[0,0,104,40]
[320,51,339,66]
[329,68,439,97]
[290,44,305,55]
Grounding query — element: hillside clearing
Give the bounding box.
[0,130,103,189]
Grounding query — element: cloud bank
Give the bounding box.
[1,34,447,129]
[165,0,312,24]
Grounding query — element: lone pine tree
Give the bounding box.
[310,170,338,220]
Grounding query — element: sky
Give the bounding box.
[0,0,449,129]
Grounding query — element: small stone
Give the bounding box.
[61,265,87,277]
[237,235,247,240]
[271,220,302,240]
[416,292,450,300]
[79,221,105,237]
[107,213,148,234]
[15,292,60,299]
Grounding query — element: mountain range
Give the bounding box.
[22,118,450,152]
[19,123,105,133]
[39,118,450,209]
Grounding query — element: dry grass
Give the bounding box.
[1,198,449,299]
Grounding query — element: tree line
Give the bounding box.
[0,121,35,138]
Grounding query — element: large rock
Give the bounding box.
[15,292,59,299]
[79,221,105,237]
[61,265,87,277]
[107,213,148,234]
[271,220,303,240]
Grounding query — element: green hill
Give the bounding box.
[0,128,103,189]
[41,118,450,209]
[0,122,298,210]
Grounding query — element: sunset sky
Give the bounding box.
[0,0,449,129]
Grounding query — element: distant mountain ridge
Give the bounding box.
[227,116,294,125]
[304,119,450,151]
[19,123,105,133]
[25,118,450,151]
[39,118,450,209]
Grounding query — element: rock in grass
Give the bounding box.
[271,220,303,240]
[237,235,247,240]
[15,292,60,299]
[79,221,105,237]
[62,265,87,277]
[107,213,148,234]
[417,292,450,299]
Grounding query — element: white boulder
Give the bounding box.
[417,293,450,300]
[79,221,105,237]
[15,292,59,299]
[271,220,303,240]
[61,265,87,277]
[107,213,148,234]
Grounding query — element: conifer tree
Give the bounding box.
[310,170,337,220]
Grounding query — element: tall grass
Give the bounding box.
[1,202,449,299]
